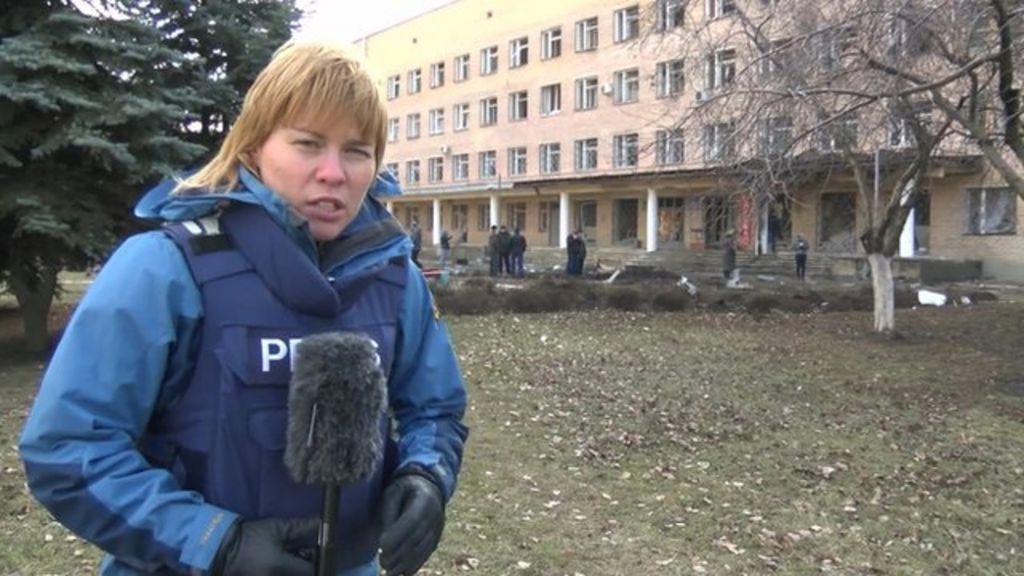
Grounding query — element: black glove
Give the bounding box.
[209,517,318,576]
[379,471,446,576]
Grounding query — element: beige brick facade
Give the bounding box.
[354,0,1023,281]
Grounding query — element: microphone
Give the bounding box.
[285,332,388,576]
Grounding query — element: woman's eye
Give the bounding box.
[295,139,320,149]
[347,148,374,158]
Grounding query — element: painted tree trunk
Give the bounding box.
[867,253,895,333]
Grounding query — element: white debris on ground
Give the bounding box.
[917,289,947,306]
[603,267,625,284]
[676,274,699,296]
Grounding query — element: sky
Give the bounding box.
[295,0,454,43]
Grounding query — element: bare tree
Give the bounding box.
[639,0,977,332]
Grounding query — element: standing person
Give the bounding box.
[438,228,452,269]
[488,224,499,276]
[576,229,587,275]
[565,230,577,275]
[722,230,737,283]
[496,225,512,276]
[19,41,468,576]
[509,227,527,277]
[566,229,586,276]
[409,219,422,267]
[794,233,809,281]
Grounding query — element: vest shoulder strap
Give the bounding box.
[164,214,253,285]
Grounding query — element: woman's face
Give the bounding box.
[252,119,376,241]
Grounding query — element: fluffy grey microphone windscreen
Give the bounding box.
[284,332,388,486]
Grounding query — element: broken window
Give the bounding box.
[965,187,1017,235]
[658,197,686,244]
[819,192,856,252]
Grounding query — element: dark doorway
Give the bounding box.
[613,199,639,245]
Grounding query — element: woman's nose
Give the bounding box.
[316,153,347,184]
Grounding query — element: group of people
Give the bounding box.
[488,225,527,277]
[407,221,460,270]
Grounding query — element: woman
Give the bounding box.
[19,41,468,576]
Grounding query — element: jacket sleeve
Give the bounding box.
[18,232,237,573]
[388,264,469,501]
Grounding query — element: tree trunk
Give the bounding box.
[9,260,59,353]
[867,253,895,333]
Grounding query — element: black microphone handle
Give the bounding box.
[316,484,340,576]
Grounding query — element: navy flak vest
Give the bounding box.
[141,203,408,571]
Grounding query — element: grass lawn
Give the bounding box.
[2,299,1023,575]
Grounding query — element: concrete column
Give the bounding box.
[432,198,441,245]
[559,192,570,249]
[899,207,916,257]
[489,194,500,227]
[646,188,658,253]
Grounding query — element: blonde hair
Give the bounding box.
[176,41,388,193]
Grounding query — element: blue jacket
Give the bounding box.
[19,168,468,574]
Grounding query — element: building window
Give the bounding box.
[427,157,444,183]
[889,105,932,148]
[387,118,400,142]
[656,129,684,165]
[613,133,639,167]
[479,150,497,178]
[704,48,736,92]
[477,204,491,230]
[453,154,469,180]
[509,90,528,121]
[540,142,561,173]
[405,160,420,185]
[705,0,736,19]
[510,36,529,68]
[760,38,793,77]
[613,5,640,43]
[613,68,640,104]
[703,122,735,161]
[541,26,562,60]
[481,46,498,75]
[760,116,793,156]
[454,53,470,82]
[407,68,422,94]
[966,187,1017,235]
[818,113,859,150]
[889,117,912,148]
[430,61,445,88]
[453,102,470,131]
[819,26,858,71]
[480,97,498,126]
[384,162,399,180]
[539,202,551,232]
[575,76,598,110]
[575,17,599,52]
[508,146,527,176]
[451,204,469,238]
[656,59,685,98]
[540,83,561,116]
[657,0,684,31]
[428,108,445,135]
[387,75,400,99]
[507,202,527,231]
[574,138,598,171]
[406,113,420,139]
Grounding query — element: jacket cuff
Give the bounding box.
[392,464,446,503]
[181,505,239,573]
